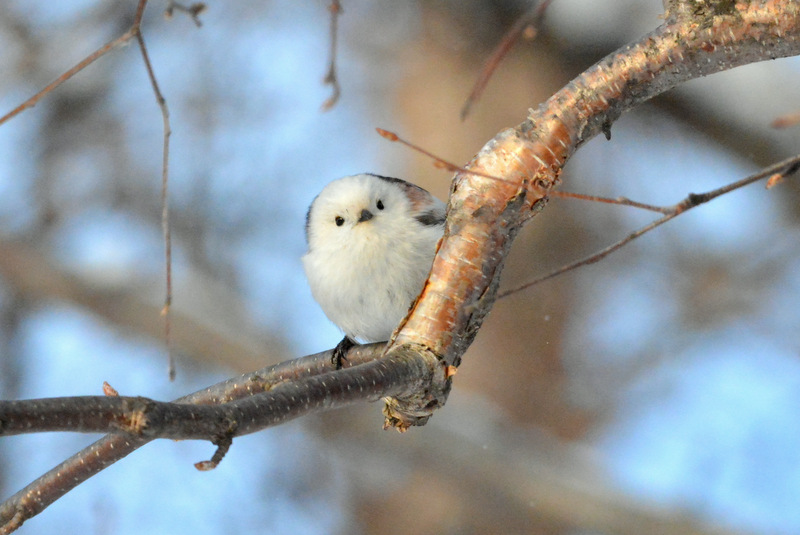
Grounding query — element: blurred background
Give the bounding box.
[2,1,800,534]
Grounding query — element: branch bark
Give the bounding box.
[0,350,435,440]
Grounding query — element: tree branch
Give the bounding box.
[0,343,389,533]
[499,153,800,297]
[0,0,148,128]
[0,350,435,440]
[384,0,800,428]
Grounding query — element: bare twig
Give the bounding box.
[134,26,175,380]
[550,191,671,214]
[0,0,176,380]
[460,0,553,121]
[377,128,676,212]
[376,128,519,187]
[498,154,800,298]
[0,0,148,128]
[321,0,342,111]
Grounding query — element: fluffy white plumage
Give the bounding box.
[303,174,446,346]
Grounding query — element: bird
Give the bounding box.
[303,173,446,368]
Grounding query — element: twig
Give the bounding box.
[134,26,175,380]
[0,0,176,379]
[550,191,670,214]
[460,0,553,121]
[376,128,673,210]
[376,128,518,186]
[0,1,147,128]
[498,154,800,298]
[321,0,342,111]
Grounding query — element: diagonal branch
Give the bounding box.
[460,0,553,121]
[0,0,148,128]
[384,0,800,429]
[499,153,800,297]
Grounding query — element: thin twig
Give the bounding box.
[550,191,671,214]
[134,20,175,380]
[376,128,518,186]
[321,0,342,111]
[498,154,800,298]
[460,0,553,121]
[0,9,143,128]
[377,128,675,208]
[0,0,175,378]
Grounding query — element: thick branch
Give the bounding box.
[0,351,435,440]
[385,0,800,428]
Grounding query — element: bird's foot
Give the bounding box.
[331,336,357,370]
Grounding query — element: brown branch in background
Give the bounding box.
[460,0,553,121]
[320,0,342,111]
[134,27,175,380]
[164,1,207,27]
[498,154,800,298]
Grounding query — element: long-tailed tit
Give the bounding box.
[303,173,446,367]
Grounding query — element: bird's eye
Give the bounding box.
[376,199,385,210]
[335,216,344,227]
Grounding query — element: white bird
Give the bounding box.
[303,173,446,367]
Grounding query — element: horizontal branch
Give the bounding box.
[0,350,436,440]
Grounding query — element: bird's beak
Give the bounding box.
[357,209,374,223]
